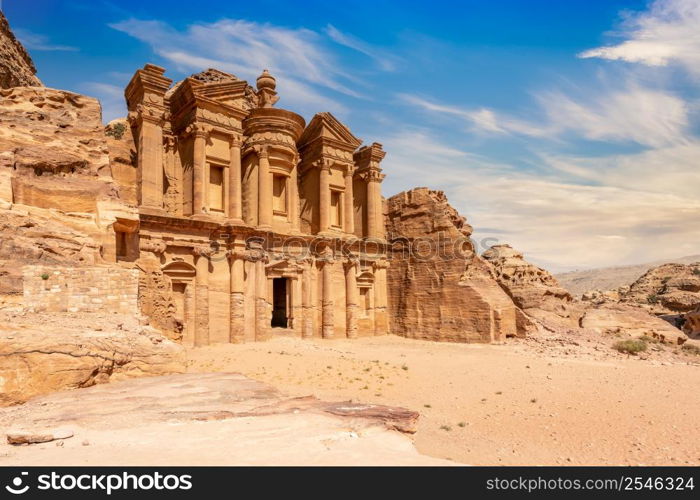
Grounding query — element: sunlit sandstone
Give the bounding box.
[121,64,389,345]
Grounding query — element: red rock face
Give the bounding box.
[0,12,42,89]
[385,188,529,343]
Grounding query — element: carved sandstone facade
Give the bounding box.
[122,64,388,345]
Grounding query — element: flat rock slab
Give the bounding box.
[0,373,449,466]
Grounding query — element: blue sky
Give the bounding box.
[4,0,700,271]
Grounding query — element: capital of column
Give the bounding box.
[192,244,215,258]
[185,123,210,140]
[228,133,243,148]
[253,144,270,159]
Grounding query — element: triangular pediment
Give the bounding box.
[297,112,361,150]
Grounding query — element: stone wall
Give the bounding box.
[23,265,138,314]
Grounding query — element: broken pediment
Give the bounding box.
[297,112,362,152]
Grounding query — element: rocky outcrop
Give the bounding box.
[580,303,688,345]
[482,244,583,329]
[0,86,139,294]
[105,118,138,206]
[0,205,105,295]
[682,306,700,338]
[0,86,119,211]
[620,263,700,315]
[0,311,186,406]
[0,12,42,88]
[386,188,529,343]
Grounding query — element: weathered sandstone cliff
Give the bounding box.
[386,188,531,343]
[482,244,583,330]
[620,262,700,315]
[0,12,42,88]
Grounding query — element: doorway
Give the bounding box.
[271,277,288,328]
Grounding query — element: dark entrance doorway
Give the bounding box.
[271,277,288,328]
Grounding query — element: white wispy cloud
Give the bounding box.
[380,129,700,272]
[578,0,700,79]
[325,24,400,71]
[109,18,360,116]
[14,28,78,51]
[400,82,691,148]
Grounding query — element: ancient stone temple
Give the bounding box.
[120,64,389,345]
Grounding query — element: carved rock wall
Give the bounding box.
[386,188,527,343]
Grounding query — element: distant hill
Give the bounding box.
[555,255,700,296]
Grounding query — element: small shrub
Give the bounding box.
[681,343,700,356]
[661,276,671,284]
[40,273,50,280]
[692,268,700,276]
[105,122,126,140]
[401,364,408,371]
[639,335,660,344]
[440,425,452,431]
[613,339,647,355]
[423,404,432,408]
[647,294,659,304]
[457,422,466,428]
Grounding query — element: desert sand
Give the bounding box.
[187,334,700,466]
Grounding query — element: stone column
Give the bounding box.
[320,254,334,339]
[228,135,243,222]
[137,115,165,211]
[373,259,389,336]
[255,251,271,341]
[192,126,208,216]
[344,259,358,339]
[301,259,313,339]
[366,171,381,239]
[344,166,354,235]
[228,249,245,343]
[257,146,272,229]
[193,245,211,346]
[319,161,331,234]
[289,155,300,232]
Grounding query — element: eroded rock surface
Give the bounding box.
[482,244,583,330]
[386,188,528,342]
[0,373,448,465]
[580,303,688,345]
[0,311,186,406]
[620,263,700,315]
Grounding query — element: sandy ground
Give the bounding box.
[187,334,700,466]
